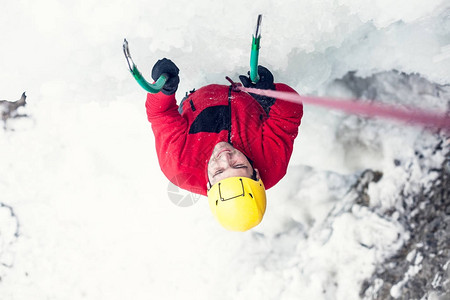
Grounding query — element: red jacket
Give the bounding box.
[146,83,303,196]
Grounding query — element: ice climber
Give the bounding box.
[145,58,303,231]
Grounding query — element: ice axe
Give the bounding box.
[249,14,263,83]
[123,39,168,94]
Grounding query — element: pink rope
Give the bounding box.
[239,86,450,132]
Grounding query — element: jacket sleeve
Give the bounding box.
[267,83,303,131]
[145,92,189,178]
[259,83,303,188]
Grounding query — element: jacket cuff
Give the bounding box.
[145,92,177,117]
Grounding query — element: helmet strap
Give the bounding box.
[207,179,212,191]
[252,168,257,181]
[244,153,254,167]
[244,153,257,181]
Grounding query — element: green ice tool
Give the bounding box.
[123,39,168,94]
[250,15,262,83]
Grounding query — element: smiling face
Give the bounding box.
[207,142,259,189]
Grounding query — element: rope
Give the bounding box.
[238,86,450,133]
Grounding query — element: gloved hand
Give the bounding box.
[151,58,180,95]
[239,65,276,114]
[239,65,275,91]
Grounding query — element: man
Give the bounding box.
[146,58,303,231]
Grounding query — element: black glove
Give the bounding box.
[239,65,276,115]
[151,58,180,95]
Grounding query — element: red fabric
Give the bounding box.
[146,83,303,196]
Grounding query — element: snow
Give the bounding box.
[0,1,449,299]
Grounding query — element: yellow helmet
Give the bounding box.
[207,176,266,232]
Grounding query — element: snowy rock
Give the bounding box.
[0,202,20,281]
[0,92,28,130]
[326,71,450,300]
[360,149,450,299]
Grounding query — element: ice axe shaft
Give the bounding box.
[249,14,262,83]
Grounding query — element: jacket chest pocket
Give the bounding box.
[189,105,231,134]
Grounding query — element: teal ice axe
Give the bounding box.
[124,15,262,92]
[123,39,168,94]
[249,14,263,83]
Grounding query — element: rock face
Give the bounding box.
[0,202,20,281]
[360,151,450,300]
[327,70,450,299]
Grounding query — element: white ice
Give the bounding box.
[0,0,449,299]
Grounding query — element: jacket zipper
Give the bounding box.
[227,86,232,145]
